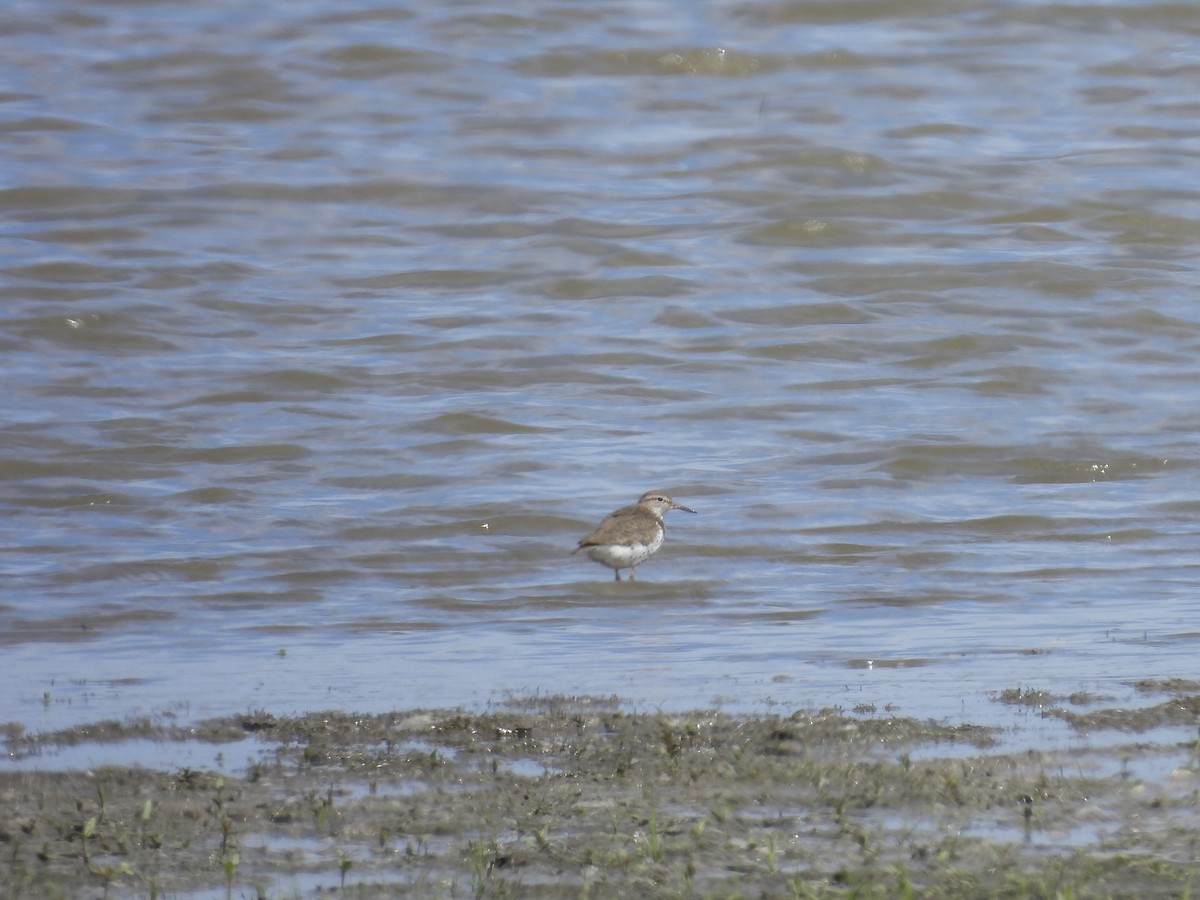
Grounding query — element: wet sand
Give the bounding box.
[3,682,1199,898]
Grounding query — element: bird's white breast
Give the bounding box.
[587,527,664,568]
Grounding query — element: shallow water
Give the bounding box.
[3,0,1200,741]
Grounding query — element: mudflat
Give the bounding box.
[3,684,1199,898]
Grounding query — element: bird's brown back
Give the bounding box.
[574,503,657,550]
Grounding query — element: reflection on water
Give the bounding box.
[2,0,1200,737]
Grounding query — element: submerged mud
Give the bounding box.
[3,686,1199,898]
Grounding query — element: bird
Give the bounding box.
[572,490,696,581]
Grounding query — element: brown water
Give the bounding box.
[3,0,1200,740]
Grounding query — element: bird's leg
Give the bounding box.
[629,567,637,581]
[614,570,621,582]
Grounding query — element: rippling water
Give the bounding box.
[3,0,1199,740]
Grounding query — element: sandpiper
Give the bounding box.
[572,491,696,581]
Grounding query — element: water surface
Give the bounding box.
[2,0,1199,747]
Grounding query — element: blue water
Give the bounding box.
[2,0,1199,756]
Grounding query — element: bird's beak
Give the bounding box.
[673,502,697,514]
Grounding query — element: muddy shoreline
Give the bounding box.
[3,683,1199,898]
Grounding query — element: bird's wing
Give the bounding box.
[575,504,638,548]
